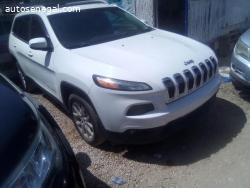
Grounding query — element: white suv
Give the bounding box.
[9,1,221,146]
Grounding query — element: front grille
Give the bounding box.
[232,64,243,74]
[163,57,218,102]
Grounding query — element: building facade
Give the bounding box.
[114,0,250,44]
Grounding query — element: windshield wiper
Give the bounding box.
[68,42,91,49]
[122,28,153,36]
[122,30,140,36]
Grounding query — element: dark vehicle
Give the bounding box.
[0,73,85,188]
[0,15,14,65]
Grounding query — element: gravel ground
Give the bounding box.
[31,82,250,188]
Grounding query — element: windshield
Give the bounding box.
[48,7,153,49]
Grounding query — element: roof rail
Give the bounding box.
[65,0,107,6]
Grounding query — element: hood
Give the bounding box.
[71,29,215,83]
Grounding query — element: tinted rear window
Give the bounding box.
[13,15,30,42]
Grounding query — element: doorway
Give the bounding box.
[156,0,187,35]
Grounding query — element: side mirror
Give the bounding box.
[29,37,48,50]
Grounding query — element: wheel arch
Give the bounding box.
[60,81,95,112]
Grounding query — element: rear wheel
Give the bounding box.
[69,94,106,146]
[16,62,35,92]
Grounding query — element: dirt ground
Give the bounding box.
[31,82,250,188]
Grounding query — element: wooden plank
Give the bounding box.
[188,0,250,43]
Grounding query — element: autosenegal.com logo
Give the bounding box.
[4,4,80,14]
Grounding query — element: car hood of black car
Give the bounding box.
[0,76,38,183]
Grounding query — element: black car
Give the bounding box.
[0,73,85,188]
[0,15,14,64]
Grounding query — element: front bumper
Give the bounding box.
[106,93,217,144]
[230,71,250,87]
[230,51,250,87]
[89,72,221,136]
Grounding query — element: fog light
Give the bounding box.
[126,104,154,116]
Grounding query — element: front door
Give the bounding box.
[26,15,57,96]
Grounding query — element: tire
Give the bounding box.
[16,62,35,92]
[232,80,246,91]
[69,94,106,146]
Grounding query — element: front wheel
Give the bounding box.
[232,80,246,91]
[69,94,106,146]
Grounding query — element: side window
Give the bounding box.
[30,16,46,39]
[12,16,30,42]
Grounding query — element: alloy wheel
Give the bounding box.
[17,65,27,90]
[72,101,94,140]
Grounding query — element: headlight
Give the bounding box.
[10,122,62,188]
[235,39,250,61]
[93,75,152,91]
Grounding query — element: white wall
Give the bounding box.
[134,0,154,26]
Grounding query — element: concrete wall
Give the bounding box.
[188,0,250,43]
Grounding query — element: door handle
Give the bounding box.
[13,43,16,47]
[27,51,33,57]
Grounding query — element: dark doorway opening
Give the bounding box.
[156,0,186,35]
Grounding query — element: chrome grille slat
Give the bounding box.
[199,63,208,83]
[163,57,218,102]
[183,69,194,92]
[174,73,186,96]
[163,78,175,101]
[210,57,217,74]
[205,59,213,79]
[192,66,202,88]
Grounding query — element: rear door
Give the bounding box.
[9,14,57,96]
[9,15,31,75]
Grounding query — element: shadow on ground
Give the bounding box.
[98,97,247,166]
[76,152,111,188]
[41,93,70,114]
[9,75,70,115]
